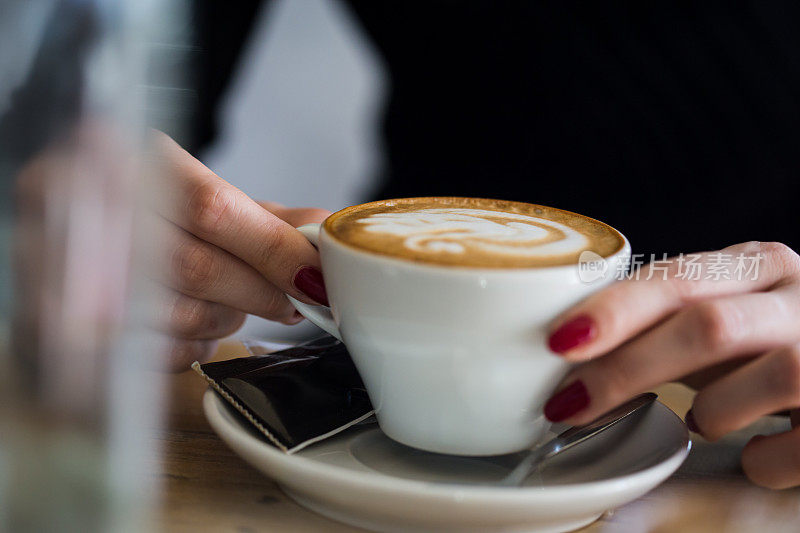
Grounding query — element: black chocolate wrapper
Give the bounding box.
[193,335,374,453]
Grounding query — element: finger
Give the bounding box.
[162,338,219,373]
[544,285,800,424]
[143,214,302,323]
[679,358,754,391]
[160,291,247,340]
[256,201,331,228]
[150,131,326,304]
[548,241,800,360]
[689,344,800,441]
[742,428,800,489]
[791,409,800,429]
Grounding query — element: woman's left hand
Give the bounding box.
[544,241,800,489]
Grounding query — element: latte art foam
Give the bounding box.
[325,198,625,268]
[357,208,589,258]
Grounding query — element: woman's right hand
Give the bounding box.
[146,131,330,370]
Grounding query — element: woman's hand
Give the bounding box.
[543,241,800,489]
[146,132,330,370]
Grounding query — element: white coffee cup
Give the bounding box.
[289,220,630,456]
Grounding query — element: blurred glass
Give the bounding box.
[0,0,191,531]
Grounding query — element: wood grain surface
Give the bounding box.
[154,342,799,532]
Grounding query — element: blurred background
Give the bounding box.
[1,1,369,530]
[201,0,386,340]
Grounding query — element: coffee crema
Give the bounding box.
[324,197,625,268]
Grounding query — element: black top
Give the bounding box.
[187,1,800,258]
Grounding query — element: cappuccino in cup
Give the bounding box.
[326,197,623,268]
[289,198,628,456]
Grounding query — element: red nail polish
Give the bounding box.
[685,409,701,434]
[293,267,329,306]
[544,380,590,422]
[548,315,596,354]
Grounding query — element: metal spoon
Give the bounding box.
[500,392,658,486]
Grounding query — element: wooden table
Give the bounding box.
[155,342,799,532]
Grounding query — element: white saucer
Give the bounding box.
[203,390,690,533]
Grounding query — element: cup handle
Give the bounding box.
[287,223,343,341]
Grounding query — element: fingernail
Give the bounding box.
[544,380,590,422]
[548,315,596,354]
[685,409,702,434]
[293,266,329,306]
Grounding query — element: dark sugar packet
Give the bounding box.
[192,335,375,454]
